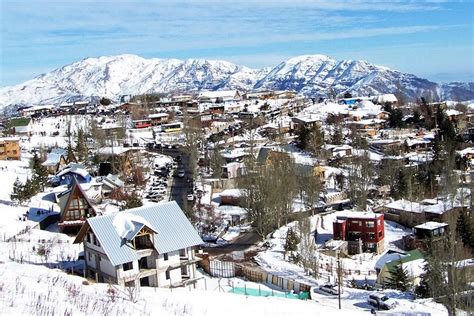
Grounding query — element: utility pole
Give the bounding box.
[337,252,342,310]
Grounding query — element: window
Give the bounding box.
[165,271,170,280]
[378,231,382,238]
[86,232,91,243]
[366,221,375,228]
[123,262,133,271]
[179,249,187,257]
[163,253,168,261]
[367,232,375,239]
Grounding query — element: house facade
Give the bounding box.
[0,137,20,160]
[57,181,97,234]
[74,201,203,288]
[333,212,385,254]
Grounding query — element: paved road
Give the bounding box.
[149,147,193,211]
[148,147,260,257]
[202,230,261,256]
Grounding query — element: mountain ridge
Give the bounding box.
[1,54,473,108]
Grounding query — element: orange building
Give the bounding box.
[0,137,21,160]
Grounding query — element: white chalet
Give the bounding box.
[74,201,203,288]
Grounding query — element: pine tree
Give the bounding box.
[209,146,225,179]
[385,264,411,292]
[10,177,25,205]
[284,227,300,255]
[456,212,474,248]
[75,128,88,162]
[121,193,143,210]
[31,152,48,190]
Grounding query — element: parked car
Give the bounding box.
[367,293,397,310]
[314,284,339,296]
[187,194,194,201]
[177,170,185,178]
[150,196,163,203]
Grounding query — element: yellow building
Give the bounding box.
[0,137,21,160]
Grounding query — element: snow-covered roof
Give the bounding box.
[375,249,408,270]
[56,164,89,178]
[414,221,448,231]
[198,90,238,99]
[374,94,397,104]
[112,212,158,240]
[336,210,383,220]
[384,200,423,213]
[148,113,169,119]
[445,109,462,116]
[82,201,203,266]
[220,189,244,197]
[42,148,67,166]
[457,147,474,157]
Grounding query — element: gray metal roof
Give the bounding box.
[87,201,203,267]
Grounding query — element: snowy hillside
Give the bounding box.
[1,54,473,107]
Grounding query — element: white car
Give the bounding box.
[187,194,194,201]
[177,170,185,178]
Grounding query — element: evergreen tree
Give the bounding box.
[31,152,48,190]
[456,212,474,248]
[209,146,225,178]
[75,128,88,162]
[10,177,25,205]
[415,261,444,298]
[331,124,344,145]
[284,227,300,255]
[121,193,143,210]
[385,264,411,292]
[296,125,311,150]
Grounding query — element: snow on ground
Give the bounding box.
[0,261,377,316]
[254,211,447,315]
[0,158,32,202]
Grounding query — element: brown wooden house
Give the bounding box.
[57,181,97,234]
[43,148,78,174]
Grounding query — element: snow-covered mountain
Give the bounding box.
[1,54,472,108]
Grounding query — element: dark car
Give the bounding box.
[367,293,396,310]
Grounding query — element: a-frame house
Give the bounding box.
[57,180,97,235]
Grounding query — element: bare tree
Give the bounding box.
[298,216,316,275]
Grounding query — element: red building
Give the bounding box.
[132,119,152,129]
[333,212,385,254]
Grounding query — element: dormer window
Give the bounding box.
[132,226,154,250]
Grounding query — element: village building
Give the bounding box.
[381,194,469,228]
[376,249,425,286]
[198,90,241,103]
[98,174,125,197]
[8,117,32,136]
[57,181,97,234]
[332,211,385,254]
[219,189,244,206]
[54,163,92,186]
[148,113,169,126]
[42,148,78,174]
[221,162,246,179]
[372,94,398,106]
[74,201,203,288]
[291,115,320,129]
[0,137,21,160]
[403,221,448,250]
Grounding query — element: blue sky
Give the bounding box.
[1,0,473,86]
